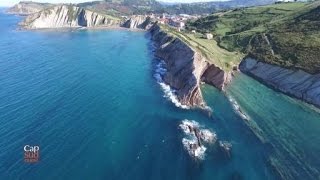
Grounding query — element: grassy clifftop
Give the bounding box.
[159,24,244,71]
[186,1,320,74]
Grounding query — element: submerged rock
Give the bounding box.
[180,120,217,160]
[219,141,232,158]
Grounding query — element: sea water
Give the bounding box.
[0,11,319,180]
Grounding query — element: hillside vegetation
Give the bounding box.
[186,1,320,74]
[79,0,276,15]
[79,0,217,15]
[159,24,244,71]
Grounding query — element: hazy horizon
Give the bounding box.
[0,0,226,7]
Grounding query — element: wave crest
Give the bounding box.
[154,60,190,109]
[228,96,250,121]
[179,119,217,160]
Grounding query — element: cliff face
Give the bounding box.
[7,1,54,15]
[240,58,320,108]
[149,24,230,107]
[21,5,121,29]
[121,15,152,29]
[202,64,232,90]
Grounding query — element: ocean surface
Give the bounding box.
[0,10,320,180]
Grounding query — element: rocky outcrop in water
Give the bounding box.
[7,1,54,15]
[149,24,231,107]
[179,120,217,160]
[240,58,320,108]
[121,15,152,29]
[20,5,121,29]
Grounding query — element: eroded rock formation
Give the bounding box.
[240,58,320,108]
[149,24,231,107]
[121,15,152,29]
[7,1,54,15]
[20,5,121,29]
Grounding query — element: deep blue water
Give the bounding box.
[0,11,319,180]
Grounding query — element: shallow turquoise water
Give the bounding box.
[225,74,320,179]
[0,11,319,180]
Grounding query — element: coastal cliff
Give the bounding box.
[202,64,232,90]
[121,15,152,29]
[149,24,231,107]
[20,5,121,29]
[7,1,54,15]
[240,58,320,108]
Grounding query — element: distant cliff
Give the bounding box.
[240,58,320,108]
[121,15,152,29]
[7,1,54,15]
[149,24,231,107]
[20,5,121,29]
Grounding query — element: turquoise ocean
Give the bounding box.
[0,10,320,180]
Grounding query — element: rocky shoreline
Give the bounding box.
[149,24,320,109]
[10,2,320,109]
[149,24,231,108]
[16,4,152,30]
[240,58,320,108]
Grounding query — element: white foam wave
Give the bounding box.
[182,138,207,160]
[179,119,200,135]
[154,60,190,109]
[200,129,217,144]
[179,119,217,160]
[228,96,250,121]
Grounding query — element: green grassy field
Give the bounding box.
[186,1,320,74]
[159,24,244,71]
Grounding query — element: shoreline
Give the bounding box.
[17,25,147,32]
[14,16,320,111]
[239,58,320,109]
[241,70,320,109]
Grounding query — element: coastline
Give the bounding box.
[17,25,147,32]
[149,23,232,108]
[239,58,320,109]
[3,3,320,180]
[12,8,320,111]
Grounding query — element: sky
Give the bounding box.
[0,0,88,7]
[0,0,223,7]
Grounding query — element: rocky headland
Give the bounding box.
[10,1,320,109]
[149,24,231,107]
[7,1,54,15]
[240,58,320,108]
[20,5,122,29]
[15,4,154,30]
[121,15,152,30]
[10,1,232,108]
[149,23,320,109]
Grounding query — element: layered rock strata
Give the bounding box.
[149,24,231,107]
[240,58,320,108]
[20,5,121,29]
[7,1,54,15]
[121,15,152,29]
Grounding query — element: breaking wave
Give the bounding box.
[179,119,217,160]
[228,96,250,121]
[182,138,207,160]
[154,60,190,109]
